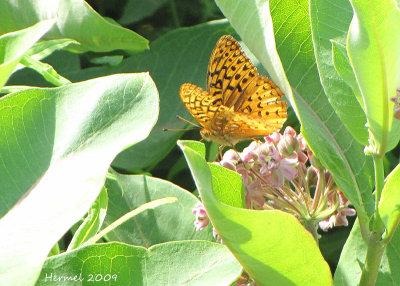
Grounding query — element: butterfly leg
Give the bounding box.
[217,145,226,161]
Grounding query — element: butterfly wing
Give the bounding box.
[180,83,222,127]
[236,75,287,116]
[207,35,259,108]
[214,75,288,143]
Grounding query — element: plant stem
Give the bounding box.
[169,0,180,27]
[373,156,384,212]
[359,155,386,285]
[359,233,385,286]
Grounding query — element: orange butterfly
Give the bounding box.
[180,35,287,147]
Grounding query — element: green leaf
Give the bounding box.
[0,20,54,88]
[378,163,400,240]
[66,20,235,171]
[87,197,177,245]
[310,0,368,144]
[13,39,77,72]
[101,173,214,246]
[0,73,159,286]
[208,163,245,209]
[347,0,400,154]
[89,55,124,67]
[67,187,108,251]
[334,219,400,286]
[20,56,71,86]
[179,140,206,158]
[215,0,374,233]
[178,141,332,286]
[118,0,168,25]
[37,241,242,286]
[0,0,148,54]
[331,40,363,108]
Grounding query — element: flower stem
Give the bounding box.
[300,218,319,244]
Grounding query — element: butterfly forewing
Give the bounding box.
[207,35,258,107]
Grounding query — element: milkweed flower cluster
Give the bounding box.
[390,88,400,120]
[192,126,356,236]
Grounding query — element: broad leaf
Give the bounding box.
[179,141,332,286]
[0,0,148,54]
[0,20,54,88]
[0,73,158,285]
[309,0,367,144]
[102,173,214,246]
[37,241,242,286]
[379,163,400,240]
[347,0,400,153]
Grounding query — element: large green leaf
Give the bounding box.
[63,20,235,171]
[309,0,368,144]
[179,141,332,286]
[334,219,400,286]
[118,0,168,25]
[215,0,374,223]
[378,163,400,240]
[347,0,400,154]
[102,173,214,246]
[331,41,363,107]
[37,241,242,286]
[0,73,158,285]
[0,20,54,88]
[0,0,148,54]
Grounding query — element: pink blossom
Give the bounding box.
[192,202,209,231]
[241,140,260,164]
[259,145,298,187]
[319,191,356,231]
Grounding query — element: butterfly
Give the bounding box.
[180,35,287,147]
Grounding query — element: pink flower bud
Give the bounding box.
[192,202,210,231]
[298,151,308,164]
[394,105,400,120]
[306,167,318,186]
[297,133,308,151]
[265,132,281,145]
[283,126,297,137]
[277,134,299,156]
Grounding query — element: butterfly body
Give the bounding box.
[180,35,287,147]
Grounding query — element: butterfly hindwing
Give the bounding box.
[236,75,287,119]
[179,83,222,127]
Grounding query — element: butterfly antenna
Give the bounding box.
[163,127,199,132]
[176,115,201,128]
